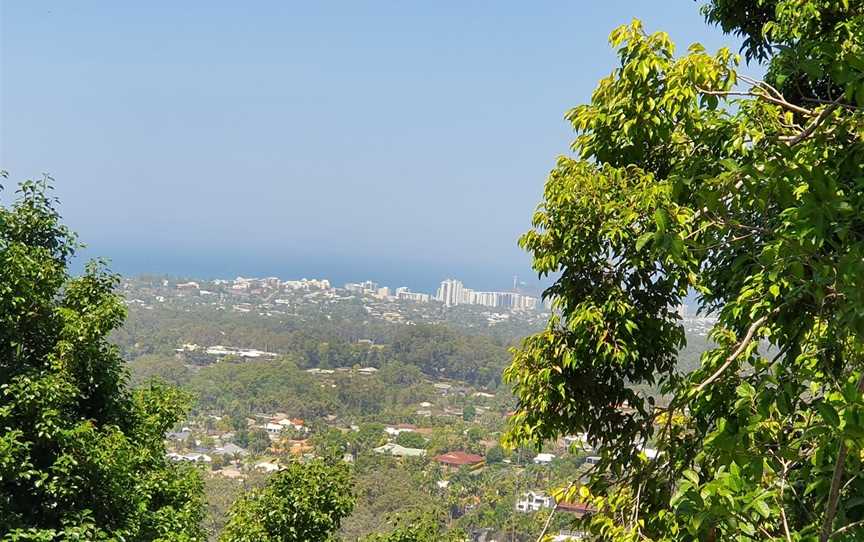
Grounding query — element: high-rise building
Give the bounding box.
[395,287,429,303]
[436,279,464,307]
[434,278,539,311]
[360,280,378,292]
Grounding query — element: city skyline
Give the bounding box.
[169,274,544,311]
[73,248,553,298]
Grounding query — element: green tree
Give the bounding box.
[394,431,427,450]
[485,445,505,465]
[0,174,205,539]
[350,423,386,458]
[360,512,461,542]
[311,427,350,460]
[229,412,247,432]
[246,428,271,454]
[219,460,354,542]
[462,404,476,422]
[505,3,864,541]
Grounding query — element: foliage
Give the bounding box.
[117,303,514,388]
[485,445,505,464]
[359,512,461,542]
[129,354,194,388]
[340,458,443,541]
[202,475,265,541]
[394,431,428,450]
[219,460,354,542]
[505,3,864,541]
[0,175,205,540]
[244,429,271,454]
[310,427,350,460]
[350,423,387,458]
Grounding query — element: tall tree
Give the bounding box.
[0,174,205,540]
[219,459,354,542]
[504,2,864,540]
[360,512,462,542]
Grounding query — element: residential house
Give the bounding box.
[166,430,190,442]
[167,452,212,463]
[533,452,556,465]
[277,417,308,433]
[254,461,281,472]
[516,491,554,513]
[373,443,426,458]
[384,423,416,437]
[213,443,248,457]
[557,501,595,518]
[550,531,586,541]
[264,422,283,436]
[434,450,484,471]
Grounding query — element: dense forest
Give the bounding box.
[120,303,712,397]
[116,307,514,390]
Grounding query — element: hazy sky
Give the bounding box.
[1,2,744,291]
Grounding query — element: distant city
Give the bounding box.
[175,275,545,312]
[344,277,542,311]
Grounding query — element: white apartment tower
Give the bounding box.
[436,279,464,307]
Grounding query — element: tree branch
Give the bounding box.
[737,74,784,101]
[802,97,863,111]
[820,371,864,542]
[695,86,813,116]
[779,459,793,542]
[536,480,578,542]
[783,98,842,146]
[830,518,864,540]
[694,315,768,393]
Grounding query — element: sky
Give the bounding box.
[0,1,745,292]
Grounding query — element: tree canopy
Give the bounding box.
[504,2,864,541]
[0,174,205,540]
[219,460,354,542]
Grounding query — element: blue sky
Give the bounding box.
[1,1,744,291]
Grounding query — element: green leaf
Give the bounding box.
[636,232,654,251]
[654,209,668,233]
[815,402,840,428]
[752,499,771,518]
[683,469,700,486]
[736,382,755,399]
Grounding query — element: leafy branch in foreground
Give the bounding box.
[0,175,205,540]
[505,2,864,541]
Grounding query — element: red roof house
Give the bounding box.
[557,501,595,517]
[434,450,484,468]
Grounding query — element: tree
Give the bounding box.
[350,423,386,458]
[311,427,350,460]
[229,412,248,432]
[246,428,271,454]
[395,431,428,450]
[504,3,864,541]
[0,174,205,539]
[462,404,476,422]
[360,512,462,542]
[485,445,505,465]
[219,459,354,542]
